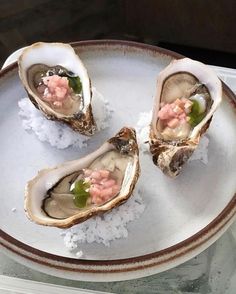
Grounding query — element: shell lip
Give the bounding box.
[24,127,140,228]
[18,42,95,133]
[151,57,223,140]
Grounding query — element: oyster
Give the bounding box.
[150,58,222,177]
[25,127,140,228]
[18,42,96,135]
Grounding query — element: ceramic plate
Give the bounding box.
[0,40,235,282]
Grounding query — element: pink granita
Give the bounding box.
[158,98,193,129]
[83,168,120,205]
[37,75,71,107]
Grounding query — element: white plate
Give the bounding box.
[0,40,235,281]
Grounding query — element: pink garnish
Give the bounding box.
[99,169,110,178]
[83,169,92,177]
[100,187,114,200]
[91,171,101,180]
[174,98,184,108]
[83,168,120,205]
[54,86,67,100]
[102,179,116,188]
[167,118,179,128]
[90,178,97,184]
[173,105,182,114]
[178,112,187,120]
[37,75,71,105]
[158,104,172,120]
[90,186,101,198]
[158,98,193,129]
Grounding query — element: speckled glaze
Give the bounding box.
[0,40,235,282]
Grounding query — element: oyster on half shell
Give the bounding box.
[150,58,222,177]
[18,42,96,135]
[25,127,140,228]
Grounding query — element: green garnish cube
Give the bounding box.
[72,179,90,208]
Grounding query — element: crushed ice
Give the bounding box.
[18,87,113,149]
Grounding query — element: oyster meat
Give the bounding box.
[150,58,222,177]
[25,127,140,228]
[18,42,96,135]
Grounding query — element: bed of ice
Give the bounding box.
[18,87,113,149]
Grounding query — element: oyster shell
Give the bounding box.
[150,58,222,177]
[18,42,96,135]
[25,127,140,228]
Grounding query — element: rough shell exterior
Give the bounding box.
[149,118,212,177]
[24,127,140,228]
[149,58,222,177]
[27,85,96,136]
[28,91,96,136]
[18,42,96,136]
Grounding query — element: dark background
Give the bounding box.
[1,0,236,68]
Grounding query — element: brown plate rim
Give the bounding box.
[0,39,235,273]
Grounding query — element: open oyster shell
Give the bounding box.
[18,42,96,135]
[150,58,222,177]
[25,127,140,228]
